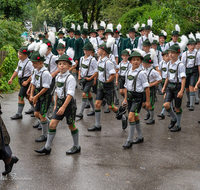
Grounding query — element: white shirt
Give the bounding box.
[142,65,162,83]
[181,49,200,68]
[144,51,159,68]
[55,70,76,99]
[124,67,149,92]
[15,57,34,78]
[44,52,58,74]
[164,41,180,51]
[115,37,120,47]
[31,66,52,88]
[116,61,132,76]
[111,44,118,57]
[96,36,104,46]
[158,60,169,79]
[167,60,186,83]
[79,55,98,77]
[96,56,116,82]
[138,35,147,50]
[109,54,117,68]
[159,44,166,52]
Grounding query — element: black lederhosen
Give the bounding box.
[50,77,56,95]
[34,88,51,116]
[143,86,156,107]
[119,76,125,89]
[52,98,77,125]
[96,80,114,105]
[76,59,80,71]
[164,82,182,108]
[185,66,198,88]
[92,78,98,94]
[161,78,166,88]
[18,77,30,98]
[80,76,94,94]
[127,91,143,113]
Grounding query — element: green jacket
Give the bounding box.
[67,38,76,50]
[157,41,167,52]
[74,37,90,60]
[122,37,139,51]
[116,37,124,62]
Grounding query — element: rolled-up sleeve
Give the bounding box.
[66,76,76,97]
[42,71,52,88]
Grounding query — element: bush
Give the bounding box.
[0,45,19,93]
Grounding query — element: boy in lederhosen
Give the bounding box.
[8,46,34,120]
[76,42,98,119]
[35,54,80,155]
[122,51,150,149]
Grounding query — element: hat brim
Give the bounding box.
[55,59,72,65]
[30,58,46,62]
[128,55,143,61]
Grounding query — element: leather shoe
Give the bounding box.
[25,109,34,114]
[31,113,35,117]
[11,114,22,120]
[189,106,194,111]
[87,125,101,131]
[170,125,181,132]
[115,99,119,105]
[186,101,190,107]
[35,146,51,155]
[104,108,110,113]
[198,120,200,124]
[85,104,90,109]
[122,141,133,149]
[87,111,95,116]
[168,120,177,129]
[66,146,81,154]
[144,113,150,120]
[2,156,19,175]
[146,119,155,125]
[38,124,42,130]
[33,121,40,128]
[195,100,199,105]
[122,116,128,130]
[132,137,144,144]
[157,113,165,119]
[35,135,47,142]
[76,113,83,119]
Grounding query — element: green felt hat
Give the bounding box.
[30,51,46,62]
[30,37,34,42]
[142,39,152,46]
[121,49,131,56]
[171,31,180,36]
[75,30,81,35]
[159,33,167,39]
[144,25,151,30]
[43,39,52,48]
[128,51,143,61]
[103,29,114,36]
[98,42,111,54]
[168,44,181,53]
[55,54,72,65]
[162,50,168,56]
[18,46,30,55]
[96,26,105,31]
[58,31,65,35]
[143,54,153,64]
[68,28,75,32]
[38,34,44,38]
[56,43,66,50]
[139,27,145,32]
[82,29,88,35]
[113,29,120,33]
[82,42,94,50]
[89,29,97,34]
[128,28,136,32]
[187,38,196,45]
[135,32,141,37]
[152,40,158,45]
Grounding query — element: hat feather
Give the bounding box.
[77,25,81,31]
[58,39,66,46]
[71,23,75,30]
[83,22,88,29]
[148,32,154,43]
[141,23,145,27]
[39,43,48,57]
[66,47,75,59]
[28,41,36,51]
[133,48,146,57]
[150,48,156,60]
[154,35,159,42]
[147,17,153,27]
[107,23,113,31]
[34,41,42,52]
[179,35,188,51]
[106,35,115,48]
[100,21,106,28]
[125,49,132,55]
[188,32,196,41]
[161,30,167,36]
[62,28,66,33]
[126,34,129,38]
[196,32,200,40]
[116,23,122,32]
[134,22,140,32]
[93,21,98,30]
[175,24,180,32]
[48,31,55,45]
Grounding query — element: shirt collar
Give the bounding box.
[100,56,108,62]
[131,67,141,72]
[37,65,46,72]
[58,70,69,77]
[84,55,92,60]
[46,52,52,58]
[21,57,29,64]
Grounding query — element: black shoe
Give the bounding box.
[146,119,155,125]
[186,101,190,107]
[123,141,133,149]
[168,120,177,129]
[195,100,199,105]
[76,113,83,119]
[31,113,35,117]
[66,146,81,154]
[157,113,165,119]
[122,116,128,130]
[170,125,181,132]
[104,108,110,113]
[33,121,40,128]
[25,109,34,114]
[132,137,144,144]
[35,135,47,142]
[87,125,101,131]
[85,104,90,109]
[11,114,22,120]
[35,146,51,155]
[115,99,119,105]
[87,111,95,116]
[38,124,42,130]
[198,120,200,124]
[189,106,194,111]
[144,113,150,120]
[2,156,19,175]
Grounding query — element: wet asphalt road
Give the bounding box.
[0,88,200,190]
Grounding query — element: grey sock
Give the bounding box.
[150,109,154,120]
[41,120,48,137]
[80,98,87,114]
[114,88,118,101]
[46,117,51,123]
[161,106,165,115]
[95,110,101,127]
[45,129,56,150]
[144,107,150,114]
[176,112,182,127]
[89,97,95,111]
[105,104,109,110]
[30,103,34,111]
[190,92,195,106]
[71,129,79,148]
[196,88,199,101]
[186,91,190,102]
[17,103,24,116]
[166,107,177,121]
[136,120,142,139]
[127,122,136,142]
